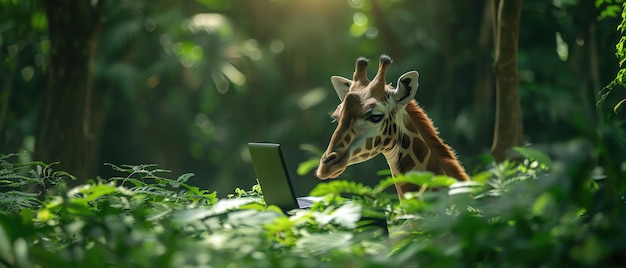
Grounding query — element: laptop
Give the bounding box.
[247,142,321,212]
[248,142,389,235]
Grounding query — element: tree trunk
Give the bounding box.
[490,0,524,162]
[36,0,106,183]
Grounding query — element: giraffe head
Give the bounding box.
[316,55,419,179]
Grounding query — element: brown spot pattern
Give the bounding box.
[399,153,416,172]
[383,138,392,146]
[401,133,410,149]
[413,137,428,162]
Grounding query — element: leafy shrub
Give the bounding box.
[1,141,625,267]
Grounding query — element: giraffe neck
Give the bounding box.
[381,100,469,194]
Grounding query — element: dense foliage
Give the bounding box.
[1,135,625,267]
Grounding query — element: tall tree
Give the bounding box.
[35,0,107,183]
[490,0,524,162]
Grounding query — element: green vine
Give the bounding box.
[597,0,626,113]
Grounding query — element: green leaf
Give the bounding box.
[147,204,172,221]
[614,98,626,113]
[30,10,48,31]
[70,183,119,202]
[595,0,603,8]
[429,175,459,188]
[309,180,373,197]
[373,177,397,193]
[227,210,280,227]
[470,171,492,184]
[376,169,392,176]
[448,181,483,196]
[327,202,361,229]
[532,193,554,216]
[513,147,552,167]
[66,200,94,216]
[104,163,129,172]
[600,4,622,18]
[387,171,434,189]
[297,159,319,176]
[173,198,258,222]
[18,208,35,225]
[295,232,354,256]
[177,172,194,182]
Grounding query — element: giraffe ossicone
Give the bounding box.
[316,55,469,197]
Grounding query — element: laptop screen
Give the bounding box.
[247,143,300,211]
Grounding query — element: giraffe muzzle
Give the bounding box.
[316,151,347,179]
[321,152,339,165]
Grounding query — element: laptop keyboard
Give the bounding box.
[296,196,323,208]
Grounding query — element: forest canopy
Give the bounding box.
[2,0,624,194]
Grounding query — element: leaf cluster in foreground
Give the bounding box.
[1,141,625,267]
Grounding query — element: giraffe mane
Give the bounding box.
[404,100,469,181]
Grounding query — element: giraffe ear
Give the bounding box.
[331,76,352,101]
[393,71,419,105]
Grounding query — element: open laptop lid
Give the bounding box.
[248,143,300,211]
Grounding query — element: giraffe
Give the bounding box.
[316,55,469,198]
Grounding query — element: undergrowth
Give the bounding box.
[1,141,625,267]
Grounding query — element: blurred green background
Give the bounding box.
[1,0,624,196]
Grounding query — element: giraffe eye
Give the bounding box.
[366,113,384,123]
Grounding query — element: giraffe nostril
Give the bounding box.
[322,152,339,165]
